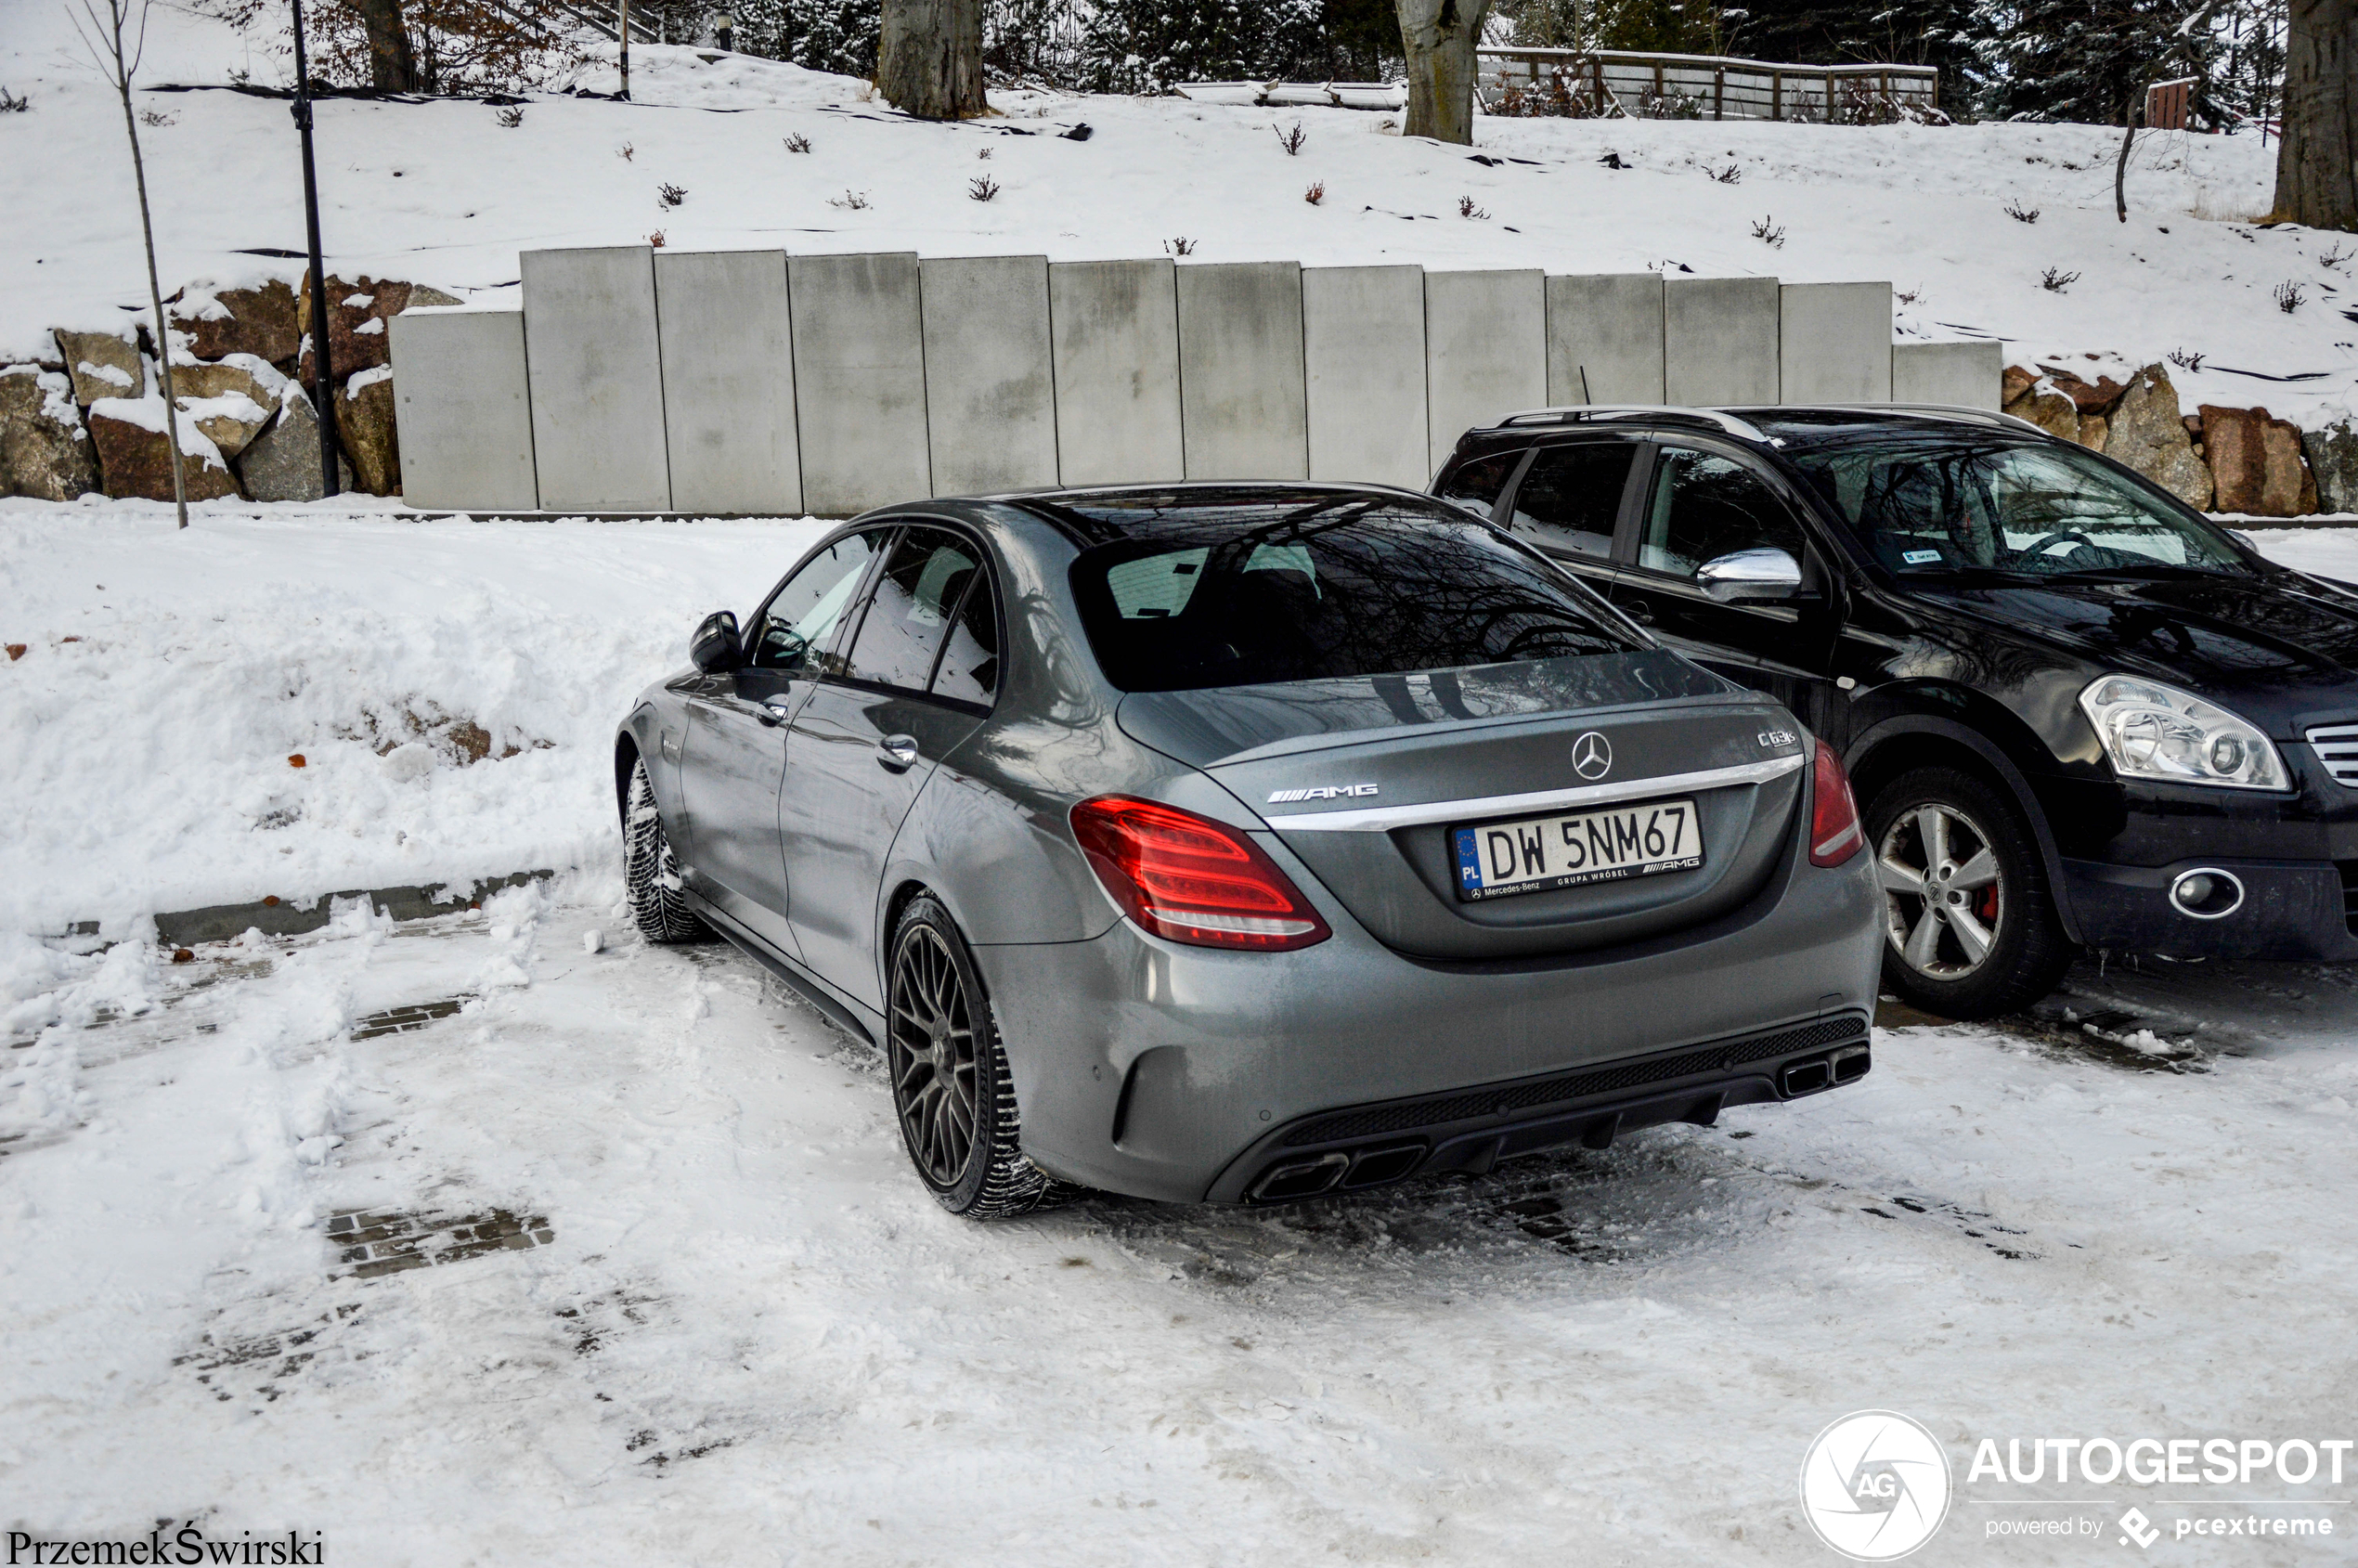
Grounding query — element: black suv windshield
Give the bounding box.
[1061,494,1644,693]
[1786,436,2249,580]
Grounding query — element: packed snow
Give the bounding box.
[4,6,2353,430]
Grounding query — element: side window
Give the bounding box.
[748,530,883,673]
[1435,448,1522,516]
[843,526,981,693]
[929,571,1001,707]
[1637,447,1807,579]
[1506,442,1634,559]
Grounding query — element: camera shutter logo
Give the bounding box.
[1799,1410,1952,1561]
[1571,731,1613,780]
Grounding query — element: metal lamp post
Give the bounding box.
[715,10,732,51]
[291,0,339,497]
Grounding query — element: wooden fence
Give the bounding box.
[1477,47,1939,123]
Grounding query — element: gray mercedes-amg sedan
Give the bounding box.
[615,485,1883,1215]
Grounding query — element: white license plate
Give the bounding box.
[1451,797,1703,901]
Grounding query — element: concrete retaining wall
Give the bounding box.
[655,249,800,515]
[387,309,538,512]
[1302,265,1429,491]
[789,252,931,515]
[520,246,671,512]
[1051,259,1184,487]
[400,249,1984,515]
[1177,262,1307,481]
[1891,340,2005,410]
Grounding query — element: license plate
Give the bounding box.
[1452,797,1703,901]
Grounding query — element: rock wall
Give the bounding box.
[2002,359,2318,519]
[0,270,448,503]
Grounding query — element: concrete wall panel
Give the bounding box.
[1050,259,1182,486]
[1176,262,1307,480]
[1664,276,1780,406]
[1546,272,1665,405]
[520,246,670,511]
[1302,265,1427,490]
[921,254,1058,496]
[655,249,798,515]
[1779,281,1892,404]
[1424,269,1547,473]
[1891,340,2004,410]
[388,309,537,511]
[788,252,931,515]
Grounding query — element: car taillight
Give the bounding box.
[1808,741,1864,868]
[1070,796,1332,952]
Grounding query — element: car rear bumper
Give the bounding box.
[2058,855,2358,961]
[974,836,1883,1204]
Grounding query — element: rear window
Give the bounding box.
[1066,499,1645,693]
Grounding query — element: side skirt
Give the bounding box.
[686,891,883,1045]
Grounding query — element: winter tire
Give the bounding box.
[1867,765,2073,1020]
[887,893,1075,1218]
[622,756,708,944]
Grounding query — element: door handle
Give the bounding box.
[1620,596,1654,625]
[875,733,919,771]
[756,693,796,728]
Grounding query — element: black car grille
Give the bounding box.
[1279,1013,1869,1147]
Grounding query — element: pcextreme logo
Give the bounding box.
[1800,1410,1955,1562]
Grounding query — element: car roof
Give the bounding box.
[1456,403,2050,455]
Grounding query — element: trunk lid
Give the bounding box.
[1119,652,1810,961]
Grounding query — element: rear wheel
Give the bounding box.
[1866,766,2073,1020]
[622,756,708,944]
[887,894,1074,1218]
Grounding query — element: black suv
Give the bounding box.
[1432,405,2358,1019]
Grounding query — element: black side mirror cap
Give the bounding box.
[690,610,743,673]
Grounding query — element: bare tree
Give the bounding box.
[877,0,986,120]
[352,0,419,89]
[70,0,187,527]
[2274,0,2356,231]
[1395,0,1491,144]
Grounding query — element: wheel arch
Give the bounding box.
[1843,711,2083,944]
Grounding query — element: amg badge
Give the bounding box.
[1267,784,1380,803]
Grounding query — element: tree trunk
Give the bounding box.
[876,0,985,121]
[1395,0,1489,144]
[349,0,417,92]
[2275,0,2358,230]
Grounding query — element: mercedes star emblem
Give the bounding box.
[1572,731,1613,780]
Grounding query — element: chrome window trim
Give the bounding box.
[1259,752,1807,832]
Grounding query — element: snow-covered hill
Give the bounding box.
[4,6,2351,428]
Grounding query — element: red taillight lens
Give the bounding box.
[1070,796,1332,952]
[1808,741,1864,868]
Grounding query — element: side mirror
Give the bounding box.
[1696,547,1803,603]
[689,610,743,673]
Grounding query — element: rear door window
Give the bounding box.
[843,526,984,693]
[1505,441,1635,559]
[928,567,1001,707]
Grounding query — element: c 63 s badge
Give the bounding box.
[1759,729,1798,748]
[1267,784,1380,803]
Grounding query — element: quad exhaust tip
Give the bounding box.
[2170,867,2244,920]
[1782,1043,1872,1098]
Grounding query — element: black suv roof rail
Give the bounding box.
[1493,405,1772,443]
[1808,403,2053,437]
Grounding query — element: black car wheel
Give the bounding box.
[622,757,709,944]
[1867,766,2074,1020]
[886,894,1073,1218]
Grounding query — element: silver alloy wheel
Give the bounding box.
[888,925,980,1189]
[1876,802,2004,980]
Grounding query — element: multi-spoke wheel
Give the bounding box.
[1863,766,2074,1021]
[885,894,1077,1218]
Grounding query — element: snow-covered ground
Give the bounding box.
[4,6,2353,428]
[5,874,2357,1563]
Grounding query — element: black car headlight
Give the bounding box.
[2077,675,2287,791]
